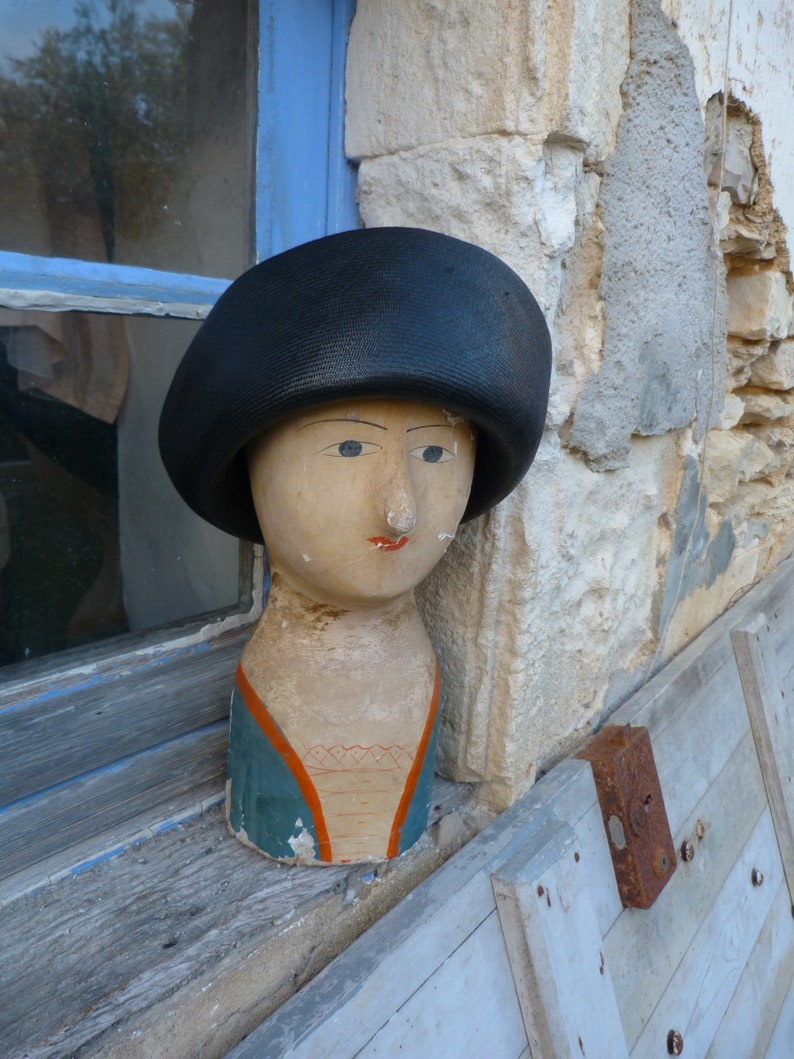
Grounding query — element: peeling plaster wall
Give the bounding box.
[570,1,726,469]
[345,0,794,810]
[662,0,794,243]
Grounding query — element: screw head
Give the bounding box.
[667,1029,684,1055]
[680,840,695,862]
[752,867,764,886]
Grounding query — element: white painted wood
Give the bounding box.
[630,807,783,1057]
[227,762,595,1058]
[610,628,752,844]
[578,797,624,937]
[766,967,794,1059]
[493,820,628,1059]
[356,910,527,1059]
[706,880,794,1059]
[733,613,794,908]
[605,729,768,1046]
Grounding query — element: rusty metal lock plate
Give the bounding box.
[576,724,676,909]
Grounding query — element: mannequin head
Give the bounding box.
[158,228,553,864]
[247,397,476,609]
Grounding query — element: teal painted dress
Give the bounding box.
[226,662,441,863]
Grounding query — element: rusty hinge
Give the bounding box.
[576,724,676,909]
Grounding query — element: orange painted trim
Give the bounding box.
[234,663,333,862]
[386,663,441,859]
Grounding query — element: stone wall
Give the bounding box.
[345,0,794,810]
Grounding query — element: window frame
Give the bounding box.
[0,0,359,897]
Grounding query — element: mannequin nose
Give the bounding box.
[387,500,417,535]
[381,460,417,535]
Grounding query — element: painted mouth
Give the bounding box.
[367,536,410,552]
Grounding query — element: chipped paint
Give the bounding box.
[288,823,318,861]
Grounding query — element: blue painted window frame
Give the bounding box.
[0,0,358,316]
[0,0,359,888]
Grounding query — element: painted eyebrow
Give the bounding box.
[298,417,388,431]
[406,423,450,432]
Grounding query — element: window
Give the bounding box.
[0,0,358,892]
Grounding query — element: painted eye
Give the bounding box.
[320,440,382,457]
[410,444,453,464]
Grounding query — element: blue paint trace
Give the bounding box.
[257,0,359,259]
[0,250,230,313]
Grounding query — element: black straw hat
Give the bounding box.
[159,227,552,543]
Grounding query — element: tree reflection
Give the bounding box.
[0,0,192,260]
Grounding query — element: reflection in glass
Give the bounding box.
[0,0,252,277]
[0,309,241,665]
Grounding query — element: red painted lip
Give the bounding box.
[367,536,410,552]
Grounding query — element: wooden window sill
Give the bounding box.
[2,778,485,1059]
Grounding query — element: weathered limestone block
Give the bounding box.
[418,433,678,810]
[727,337,767,388]
[357,136,581,315]
[737,387,794,425]
[702,429,780,504]
[660,451,737,629]
[749,338,794,390]
[746,425,794,456]
[727,271,794,341]
[749,483,794,578]
[708,189,774,260]
[704,99,758,204]
[663,538,759,659]
[713,475,794,583]
[721,210,777,260]
[710,189,731,238]
[549,168,605,425]
[718,393,745,429]
[346,0,629,162]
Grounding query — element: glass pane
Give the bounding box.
[0,309,241,665]
[0,0,253,277]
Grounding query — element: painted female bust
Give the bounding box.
[159,227,551,865]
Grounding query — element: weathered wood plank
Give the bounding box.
[576,797,623,937]
[630,807,783,1057]
[733,613,794,907]
[356,910,527,1058]
[706,880,794,1059]
[0,627,245,807]
[0,805,297,1059]
[571,631,755,954]
[0,780,223,908]
[0,723,227,880]
[744,564,794,682]
[765,966,794,1058]
[609,629,751,843]
[493,819,628,1059]
[605,729,768,1048]
[0,780,475,1059]
[226,760,595,1059]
